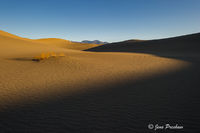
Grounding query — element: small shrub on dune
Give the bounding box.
[32,53,48,61]
[32,52,65,62]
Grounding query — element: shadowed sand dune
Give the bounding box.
[86,33,200,55]
[0,30,200,132]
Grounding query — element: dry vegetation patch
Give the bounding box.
[32,52,65,61]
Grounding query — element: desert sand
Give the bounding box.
[0,30,200,132]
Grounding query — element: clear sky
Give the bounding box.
[0,0,200,42]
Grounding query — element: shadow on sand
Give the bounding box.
[0,60,200,132]
[10,57,35,62]
[1,56,200,132]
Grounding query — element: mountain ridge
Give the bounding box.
[81,40,108,44]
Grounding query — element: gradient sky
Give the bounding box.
[0,0,200,42]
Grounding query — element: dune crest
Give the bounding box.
[0,30,100,57]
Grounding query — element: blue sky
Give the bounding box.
[0,0,200,42]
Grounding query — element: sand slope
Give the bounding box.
[0,30,200,132]
[86,33,200,54]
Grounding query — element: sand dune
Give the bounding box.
[0,30,200,132]
[86,33,200,54]
[0,30,99,57]
[34,38,100,50]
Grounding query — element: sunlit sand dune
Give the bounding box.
[0,30,199,132]
[35,38,100,50]
[0,30,99,57]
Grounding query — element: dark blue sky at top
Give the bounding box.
[0,0,200,42]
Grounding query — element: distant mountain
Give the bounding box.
[81,40,109,44]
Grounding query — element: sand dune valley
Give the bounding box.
[0,30,200,132]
